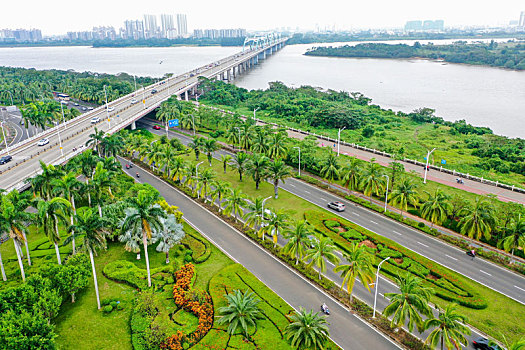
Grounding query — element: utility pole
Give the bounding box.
[423,148,436,184]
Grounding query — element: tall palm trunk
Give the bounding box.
[98,204,103,218]
[142,233,152,287]
[54,219,62,265]
[71,195,76,254]
[13,239,25,281]
[85,178,91,206]
[89,248,101,309]
[21,231,31,266]
[0,251,7,281]
[274,180,279,199]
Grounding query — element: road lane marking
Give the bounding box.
[379,293,384,297]
[320,198,327,202]
[327,261,335,266]
[479,270,492,276]
[289,184,296,187]
[353,213,360,217]
[370,220,378,224]
[515,285,525,292]
[445,254,458,261]
[417,241,429,248]
[304,190,310,194]
[392,230,402,236]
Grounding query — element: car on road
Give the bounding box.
[151,89,158,94]
[327,201,345,212]
[131,98,138,104]
[152,125,161,130]
[0,155,13,164]
[81,107,87,111]
[37,138,49,146]
[87,107,94,111]
[472,338,503,350]
[73,102,79,106]
[106,106,115,112]
[91,116,101,124]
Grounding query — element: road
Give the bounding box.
[139,118,525,306]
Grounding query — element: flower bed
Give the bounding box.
[304,210,488,309]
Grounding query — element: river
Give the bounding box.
[0,40,523,138]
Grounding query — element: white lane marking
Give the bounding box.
[392,230,402,236]
[353,213,360,217]
[417,241,429,248]
[327,261,336,267]
[515,285,525,292]
[379,293,384,297]
[479,270,492,276]
[304,190,310,194]
[445,254,458,261]
[335,251,343,257]
[289,184,296,187]
[370,220,378,225]
[320,198,327,202]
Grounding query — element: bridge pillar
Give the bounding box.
[232,67,236,78]
[131,121,136,130]
[227,70,231,81]
[184,91,188,101]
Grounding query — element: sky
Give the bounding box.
[3,0,524,36]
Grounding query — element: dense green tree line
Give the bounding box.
[92,37,245,48]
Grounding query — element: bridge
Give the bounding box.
[0,37,288,192]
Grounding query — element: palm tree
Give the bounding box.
[333,242,375,301]
[28,161,63,200]
[217,290,262,339]
[247,154,270,190]
[243,196,265,229]
[383,273,434,332]
[223,188,248,222]
[169,156,186,182]
[283,220,311,265]
[52,172,82,254]
[90,162,114,217]
[36,197,72,265]
[153,214,185,264]
[85,128,106,156]
[118,228,141,260]
[260,210,289,245]
[501,335,525,350]
[233,151,249,182]
[267,132,288,159]
[66,207,107,308]
[423,303,471,350]
[188,136,204,161]
[389,179,420,216]
[459,198,496,240]
[220,154,232,174]
[203,138,219,166]
[4,190,34,266]
[197,168,216,200]
[498,217,525,257]
[304,234,340,279]
[182,162,198,191]
[284,308,330,350]
[420,189,451,227]
[121,189,167,287]
[210,180,231,213]
[75,149,98,206]
[320,152,340,183]
[360,159,385,203]
[100,133,124,157]
[341,158,362,193]
[267,160,292,199]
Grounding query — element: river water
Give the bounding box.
[0,40,524,137]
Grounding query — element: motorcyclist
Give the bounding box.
[321,303,328,314]
[136,172,140,178]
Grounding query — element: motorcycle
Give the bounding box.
[320,304,330,315]
[136,173,140,178]
[126,164,130,169]
[466,250,476,258]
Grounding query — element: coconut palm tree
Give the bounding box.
[304,234,340,280]
[284,308,330,350]
[210,180,231,213]
[85,128,106,156]
[283,220,311,265]
[220,154,232,174]
[52,172,82,254]
[267,132,288,159]
[459,198,496,240]
[243,196,265,229]
[233,151,249,182]
[341,158,362,193]
[153,214,185,264]
[121,189,166,287]
[498,217,525,257]
[247,153,270,190]
[223,188,248,222]
[217,289,262,339]
[389,179,420,216]
[383,273,434,332]
[333,242,375,301]
[203,138,219,166]
[420,189,451,227]
[66,207,107,309]
[260,210,289,245]
[423,303,471,350]
[267,160,292,199]
[360,159,385,203]
[197,168,216,200]
[36,197,72,265]
[320,152,340,183]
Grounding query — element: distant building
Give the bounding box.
[0,28,42,42]
[520,11,525,29]
[160,14,175,38]
[176,14,188,37]
[143,14,158,38]
[405,20,444,31]
[404,20,422,31]
[92,26,117,40]
[193,28,246,39]
[124,20,145,40]
[67,31,94,41]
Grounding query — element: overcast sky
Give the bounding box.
[3,0,524,35]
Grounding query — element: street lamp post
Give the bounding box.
[54,121,65,160]
[191,114,196,136]
[373,257,390,318]
[337,127,346,156]
[261,195,272,229]
[423,148,436,184]
[195,161,205,199]
[103,85,111,129]
[139,85,146,110]
[234,127,241,150]
[0,121,9,155]
[381,174,389,213]
[133,75,137,91]
[293,146,301,177]
[253,107,260,120]
[59,101,67,130]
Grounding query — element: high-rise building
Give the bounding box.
[124,20,145,40]
[193,28,246,39]
[519,11,525,28]
[176,14,187,37]
[405,20,443,31]
[160,14,175,38]
[143,14,158,38]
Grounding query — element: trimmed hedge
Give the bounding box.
[103,260,176,290]
[182,229,211,264]
[305,210,488,309]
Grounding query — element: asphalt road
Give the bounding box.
[138,118,525,306]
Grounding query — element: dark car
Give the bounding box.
[0,155,13,164]
[327,201,345,212]
[152,125,161,130]
[472,338,503,350]
[151,89,158,94]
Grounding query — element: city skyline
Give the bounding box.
[3,0,525,36]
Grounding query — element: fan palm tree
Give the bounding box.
[217,290,262,339]
[210,181,231,213]
[360,159,385,203]
[423,303,471,350]
[243,196,265,229]
[341,158,362,193]
[66,207,107,309]
[459,198,496,240]
[284,308,330,350]
[320,152,340,183]
[260,210,289,245]
[389,179,420,216]
[333,242,375,301]
[383,273,434,332]
[36,197,72,265]
[247,154,270,190]
[267,160,292,199]
[223,188,248,222]
[85,128,106,156]
[153,214,185,264]
[203,138,219,166]
[267,132,288,159]
[420,189,451,227]
[283,220,311,265]
[498,217,525,257]
[220,154,232,174]
[304,234,340,280]
[121,189,167,287]
[118,228,141,260]
[233,151,249,182]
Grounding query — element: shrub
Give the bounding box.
[103,305,113,313]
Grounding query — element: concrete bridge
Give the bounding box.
[0,37,287,192]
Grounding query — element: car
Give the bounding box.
[91,116,101,124]
[87,107,94,111]
[73,102,79,106]
[106,106,115,112]
[81,107,87,111]
[130,98,138,104]
[0,155,13,164]
[37,138,49,146]
[472,338,503,350]
[151,89,158,94]
[152,125,161,130]
[327,201,345,212]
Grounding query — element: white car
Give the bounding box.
[37,138,49,146]
[91,116,101,124]
[106,106,115,112]
[60,101,68,105]
[131,98,138,104]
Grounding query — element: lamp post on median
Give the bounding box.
[382,174,389,213]
[337,127,346,156]
[191,114,196,136]
[423,148,436,184]
[261,195,272,231]
[0,121,10,156]
[373,256,390,318]
[103,85,111,129]
[293,146,301,177]
[253,107,260,120]
[195,161,204,199]
[54,121,65,160]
